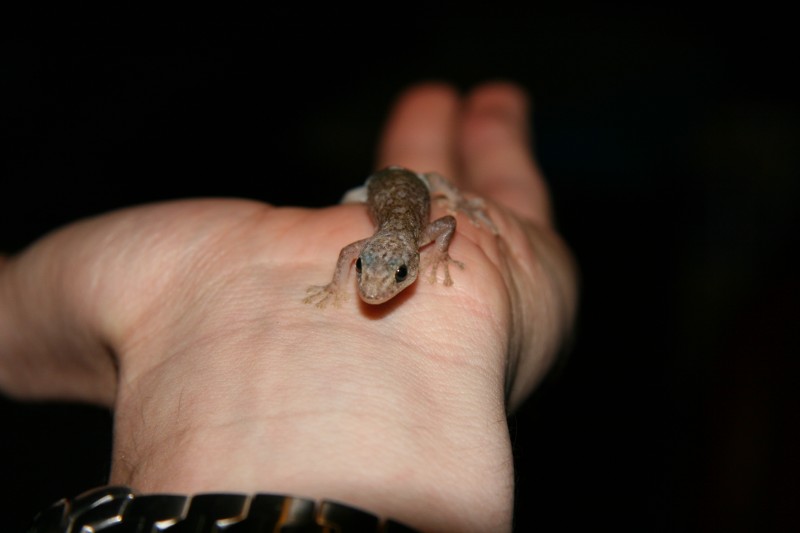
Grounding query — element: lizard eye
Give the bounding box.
[395,264,408,283]
[356,258,362,273]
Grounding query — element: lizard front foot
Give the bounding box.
[422,250,465,286]
[303,284,348,309]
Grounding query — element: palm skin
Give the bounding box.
[0,83,576,532]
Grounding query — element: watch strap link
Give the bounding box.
[28,486,419,532]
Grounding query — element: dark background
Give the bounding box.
[2,12,797,532]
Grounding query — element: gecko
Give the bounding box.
[304,165,497,308]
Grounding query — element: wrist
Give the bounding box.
[31,485,423,532]
[111,317,513,532]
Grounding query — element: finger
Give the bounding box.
[377,82,460,179]
[460,82,552,226]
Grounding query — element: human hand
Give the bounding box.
[0,82,577,532]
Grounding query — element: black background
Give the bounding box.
[2,11,798,532]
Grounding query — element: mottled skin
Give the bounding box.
[304,166,496,307]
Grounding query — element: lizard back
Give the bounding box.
[367,167,430,239]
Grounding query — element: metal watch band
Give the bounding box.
[28,485,419,533]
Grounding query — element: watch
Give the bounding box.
[28,485,419,532]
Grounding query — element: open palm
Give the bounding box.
[0,83,577,533]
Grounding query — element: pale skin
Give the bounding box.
[0,83,577,532]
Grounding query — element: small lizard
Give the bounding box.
[304,166,497,307]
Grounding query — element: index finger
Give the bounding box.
[376,83,460,179]
[459,82,552,226]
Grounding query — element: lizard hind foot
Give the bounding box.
[426,171,499,235]
[462,198,499,235]
[436,196,498,235]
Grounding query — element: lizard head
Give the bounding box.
[355,237,420,304]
